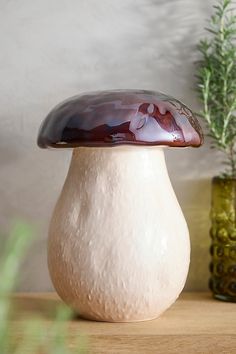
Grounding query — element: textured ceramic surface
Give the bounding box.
[48,147,190,322]
[39,89,203,322]
[38,90,203,149]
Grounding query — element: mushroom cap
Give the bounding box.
[37,90,203,148]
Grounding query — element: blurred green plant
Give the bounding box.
[196,0,236,177]
[0,221,87,354]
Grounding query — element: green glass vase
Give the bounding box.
[209,176,236,302]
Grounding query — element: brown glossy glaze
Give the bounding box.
[37,90,203,148]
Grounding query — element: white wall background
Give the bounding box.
[0,0,224,291]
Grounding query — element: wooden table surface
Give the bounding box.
[11,292,236,354]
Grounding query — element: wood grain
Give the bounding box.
[10,292,236,354]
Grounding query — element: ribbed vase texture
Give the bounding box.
[209,177,236,302]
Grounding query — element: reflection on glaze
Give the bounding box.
[38,90,203,148]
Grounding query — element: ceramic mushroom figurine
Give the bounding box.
[38,90,203,322]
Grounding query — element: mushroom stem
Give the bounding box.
[48,146,190,322]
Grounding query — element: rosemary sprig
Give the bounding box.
[196,0,236,177]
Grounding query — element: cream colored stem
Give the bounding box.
[48,146,190,322]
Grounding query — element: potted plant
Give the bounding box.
[196,0,236,301]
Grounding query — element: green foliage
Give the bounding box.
[196,0,236,177]
[0,222,33,352]
[0,222,87,354]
